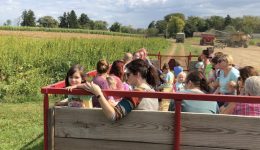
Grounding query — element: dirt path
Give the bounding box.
[164,39,260,72]
[193,43,260,72]
[160,40,189,70]
[160,39,176,65]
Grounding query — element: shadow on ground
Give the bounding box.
[20,133,44,150]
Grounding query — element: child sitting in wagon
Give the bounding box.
[55,64,93,108]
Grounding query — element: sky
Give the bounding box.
[0,0,260,28]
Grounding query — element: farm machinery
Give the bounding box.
[175,33,185,43]
[226,32,250,48]
[213,30,250,48]
[200,33,215,46]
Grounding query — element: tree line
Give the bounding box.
[3,9,146,34]
[147,13,260,37]
[3,10,260,37]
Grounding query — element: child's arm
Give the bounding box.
[66,83,86,91]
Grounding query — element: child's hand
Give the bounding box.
[66,85,78,92]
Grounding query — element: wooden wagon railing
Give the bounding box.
[42,83,260,150]
[41,53,259,150]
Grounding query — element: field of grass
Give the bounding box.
[0,102,43,150]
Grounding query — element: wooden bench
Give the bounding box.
[48,107,260,150]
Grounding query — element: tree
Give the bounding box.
[164,13,185,22]
[183,16,208,37]
[78,13,91,29]
[3,19,12,26]
[155,20,167,34]
[206,16,225,30]
[242,16,259,34]
[146,28,159,37]
[121,25,135,33]
[224,15,232,27]
[136,28,146,34]
[67,10,79,28]
[38,16,58,28]
[167,16,185,38]
[184,22,197,37]
[148,21,156,28]
[197,18,208,32]
[231,17,243,31]
[59,12,69,28]
[93,20,107,30]
[21,9,36,26]
[109,22,121,32]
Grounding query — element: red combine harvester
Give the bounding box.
[200,33,215,46]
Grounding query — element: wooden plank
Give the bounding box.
[54,108,260,149]
[181,113,260,149]
[48,108,54,150]
[55,108,173,144]
[55,137,233,150]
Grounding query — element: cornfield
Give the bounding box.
[0,33,170,103]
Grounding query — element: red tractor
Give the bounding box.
[200,33,215,46]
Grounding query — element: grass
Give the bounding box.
[184,37,202,56]
[0,102,44,150]
[249,38,260,45]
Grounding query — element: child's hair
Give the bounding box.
[185,71,209,93]
[214,52,224,57]
[109,60,125,80]
[162,63,170,70]
[239,66,258,84]
[65,64,86,87]
[106,76,116,89]
[211,55,221,65]
[198,55,203,62]
[202,48,214,59]
[177,72,186,81]
[138,48,148,60]
[96,59,109,74]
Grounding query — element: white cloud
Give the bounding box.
[0,0,260,27]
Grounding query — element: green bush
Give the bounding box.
[249,40,255,45]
